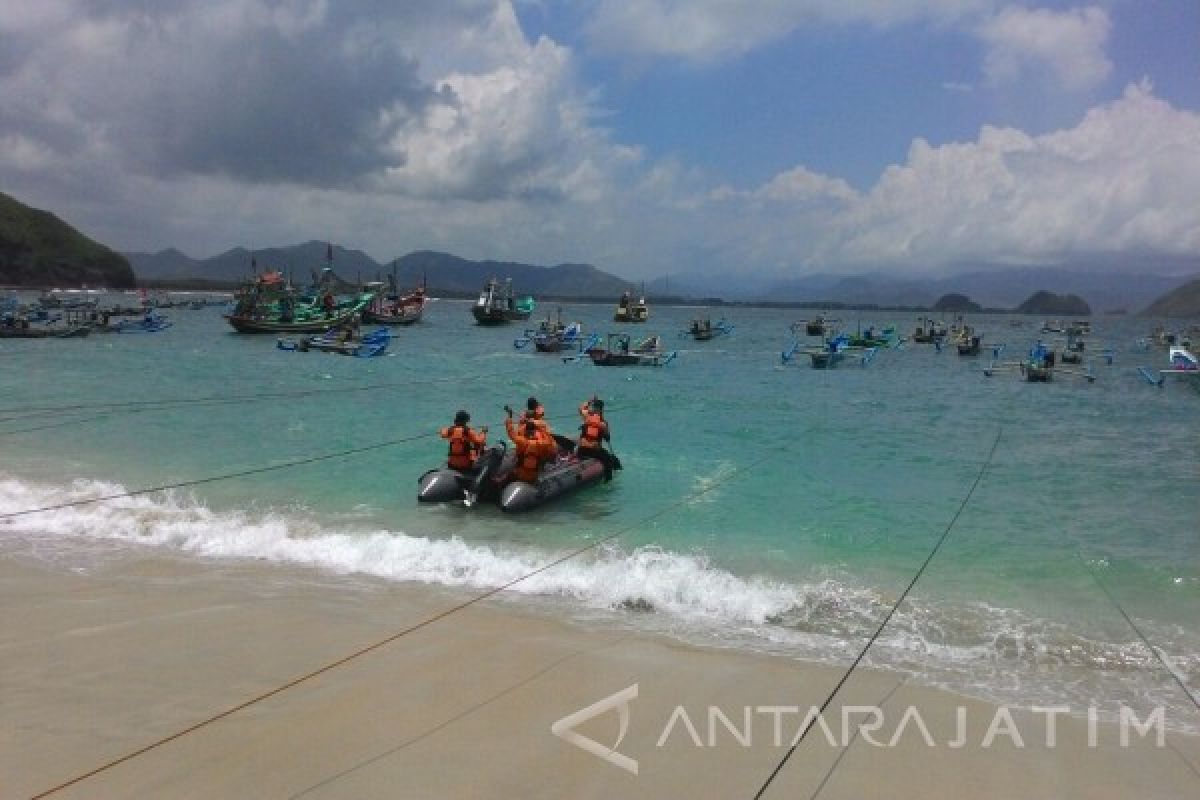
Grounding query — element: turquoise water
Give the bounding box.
[2,294,1198,727]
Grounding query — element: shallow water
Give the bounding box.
[2,295,1197,728]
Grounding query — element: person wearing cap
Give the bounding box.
[439,410,488,471]
[577,396,617,482]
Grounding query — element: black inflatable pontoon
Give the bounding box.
[417,439,607,512]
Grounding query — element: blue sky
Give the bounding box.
[0,1,1197,281]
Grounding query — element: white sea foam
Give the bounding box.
[2,474,1197,730]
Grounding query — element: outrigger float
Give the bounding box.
[277,327,390,357]
[781,333,878,369]
[1137,346,1199,387]
[418,438,609,512]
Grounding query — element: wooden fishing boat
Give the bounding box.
[683,317,733,341]
[514,309,584,352]
[912,317,947,343]
[587,333,676,366]
[363,275,427,325]
[473,278,534,325]
[277,326,390,358]
[956,335,983,356]
[224,268,378,333]
[781,333,877,369]
[613,288,649,323]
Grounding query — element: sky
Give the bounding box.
[0,0,1198,282]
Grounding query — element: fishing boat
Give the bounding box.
[950,324,983,356]
[110,311,172,333]
[225,268,377,333]
[613,288,649,323]
[0,314,91,338]
[793,314,834,337]
[683,317,733,341]
[473,278,534,325]
[363,273,427,325]
[418,436,612,512]
[912,317,947,344]
[514,309,584,352]
[277,326,390,358]
[984,340,1095,383]
[587,333,676,366]
[956,334,983,356]
[1041,320,1064,334]
[1137,346,1199,386]
[781,333,878,369]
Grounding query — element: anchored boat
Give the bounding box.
[1137,346,1199,386]
[514,309,584,352]
[683,317,733,341]
[586,333,676,366]
[781,332,877,369]
[363,273,426,325]
[613,288,649,323]
[277,326,390,357]
[473,278,534,325]
[225,268,377,334]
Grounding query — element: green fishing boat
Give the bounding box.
[224,268,378,334]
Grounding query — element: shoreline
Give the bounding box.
[4,551,1198,799]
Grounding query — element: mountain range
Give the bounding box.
[125,241,1200,313]
[126,242,636,298]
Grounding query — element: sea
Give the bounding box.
[2,292,1197,731]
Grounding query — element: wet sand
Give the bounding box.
[3,553,1198,799]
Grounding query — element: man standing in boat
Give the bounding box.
[504,406,556,484]
[577,397,619,482]
[440,411,488,472]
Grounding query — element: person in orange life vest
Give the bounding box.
[518,396,550,434]
[439,410,487,471]
[504,406,556,483]
[577,396,618,482]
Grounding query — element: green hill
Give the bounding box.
[0,191,135,287]
[1014,290,1091,316]
[1140,277,1200,317]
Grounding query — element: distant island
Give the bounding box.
[0,191,134,288]
[1015,290,1091,316]
[1140,277,1200,317]
[931,293,982,313]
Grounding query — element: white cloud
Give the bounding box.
[0,3,1194,282]
[978,5,1111,90]
[818,81,1200,267]
[585,0,989,62]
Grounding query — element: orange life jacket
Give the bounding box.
[579,410,607,449]
[519,405,549,432]
[506,418,553,482]
[441,425,483,470]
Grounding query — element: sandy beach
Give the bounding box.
[2,552,1197,800]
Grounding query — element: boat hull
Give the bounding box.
[225,308,363,334]
[363,306,423,325]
